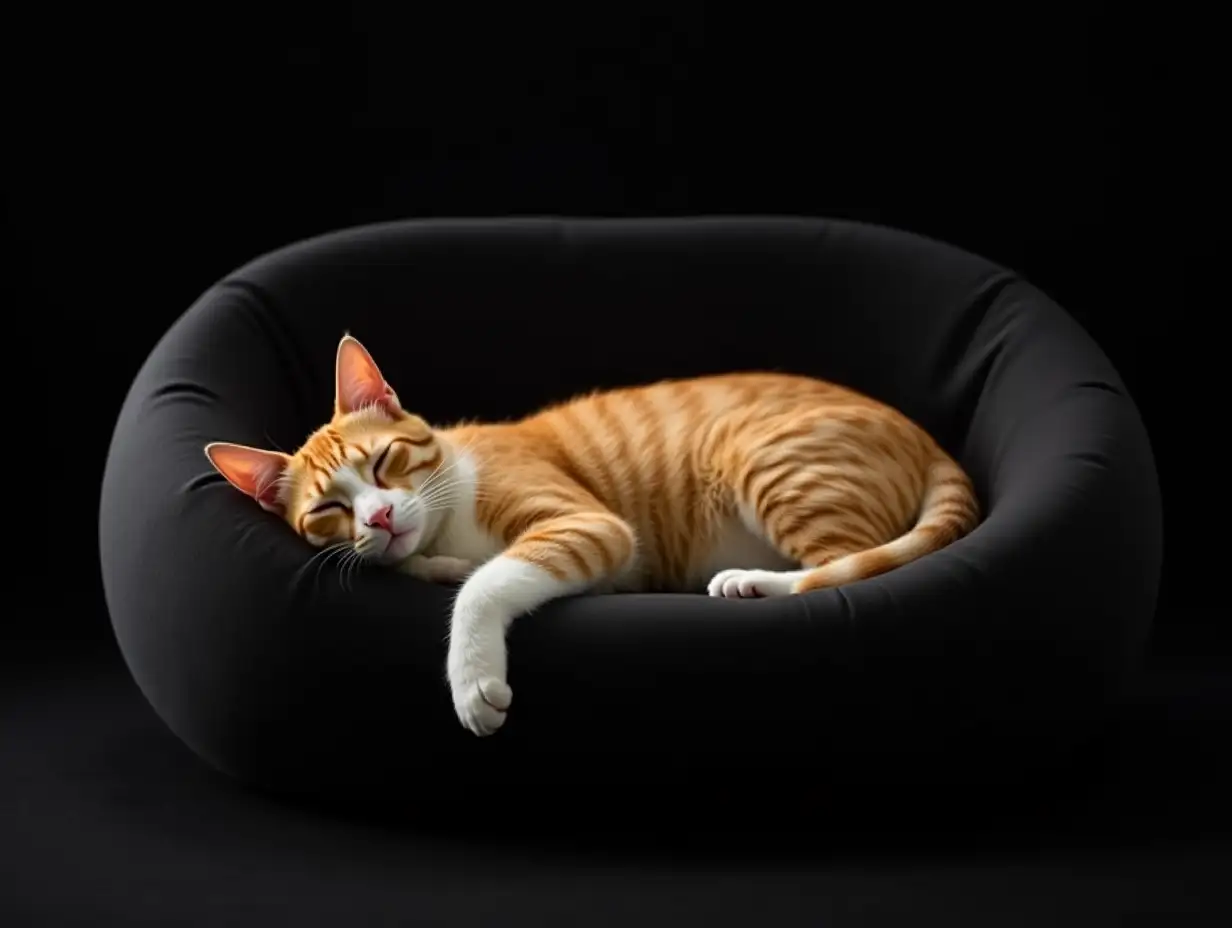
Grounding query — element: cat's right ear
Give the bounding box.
[204,442,292,514]
[335,334,402,417]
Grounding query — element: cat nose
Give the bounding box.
[365,504,394,532]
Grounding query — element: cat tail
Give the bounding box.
[793,454,980,594]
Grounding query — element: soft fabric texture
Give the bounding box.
[8,642,1226,926]
[98,217,1162,795]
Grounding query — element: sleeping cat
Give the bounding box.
[205,335,980,736]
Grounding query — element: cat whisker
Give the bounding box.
[415,450,457,498]
[421,499,463,517]
[294,541,350,587]
[417,468,465,503]
[297,542,352,599]
[417,479,470,507]
[417,436,481,497]
[340,548,364,594]
[421,505,458,518]
[418,477,459,496]
[418,487,463,508]
[328,548,357,595]
[422,504,459,516]
[420,486,462,500]
[422,467,489,502]
[334,550,350,594]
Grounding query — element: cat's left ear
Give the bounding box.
[335,334,402,417]
[204,442,292,514]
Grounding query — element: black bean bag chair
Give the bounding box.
[99,217,1162,800]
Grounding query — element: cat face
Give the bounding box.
[205,335,449,566]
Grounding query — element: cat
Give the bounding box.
[205,334,980,736]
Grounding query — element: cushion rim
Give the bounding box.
[99,216,1163,792]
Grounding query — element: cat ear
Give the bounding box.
[335,334,402,417]
[204,442,292,514]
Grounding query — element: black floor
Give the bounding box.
[3,634,1230,926]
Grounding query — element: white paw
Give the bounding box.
[448,664,513,737]
[707,567,804,598]
[446,619,512,736]
[404,554,476,583]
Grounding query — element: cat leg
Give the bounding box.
[707,566,813,598]
[707,509,876,598]
[708,464,883,599]
[447,510,637,736]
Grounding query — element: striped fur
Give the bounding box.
[205,335,981,734]
[445,372,979,596]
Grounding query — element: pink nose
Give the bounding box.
[365,504,394,533]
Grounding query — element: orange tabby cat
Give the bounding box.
[206,335,980,736]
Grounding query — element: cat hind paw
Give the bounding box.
[706,568,804,598]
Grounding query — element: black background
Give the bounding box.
[10,7,1210,651]
[5,5,1226,923]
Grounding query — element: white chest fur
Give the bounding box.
[424,450,504,565]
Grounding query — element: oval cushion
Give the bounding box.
[99,217,1162,795]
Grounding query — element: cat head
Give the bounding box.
[205,334,450,566]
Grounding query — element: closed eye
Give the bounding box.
[373,438,414,487]
[310,501,350,514]
[373,443,393,477]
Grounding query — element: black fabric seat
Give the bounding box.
[5,639,1229,925]
[98,217,1162,798]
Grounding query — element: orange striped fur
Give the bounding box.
[206,335,980,597]
[451,373,978,595]
[205,334,981,734]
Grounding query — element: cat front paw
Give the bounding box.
[447,659,512,737]
[403,554,477,583]
[447,573,513,736]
